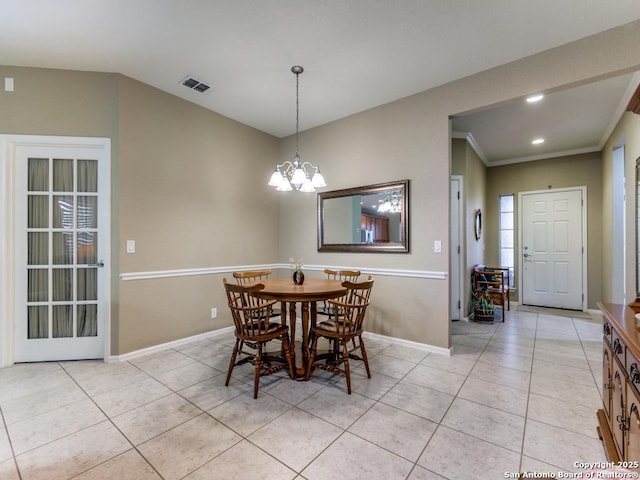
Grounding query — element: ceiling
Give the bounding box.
[3,1,640,162]
[451,72,640,165]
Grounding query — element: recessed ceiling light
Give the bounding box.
[526,94,544,103]
[531,138,545,145]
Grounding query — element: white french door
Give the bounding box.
[8,136,110,362]
[520,188,585,310]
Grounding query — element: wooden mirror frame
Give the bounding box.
[317,179,409,253]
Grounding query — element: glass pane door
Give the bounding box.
[14,139,108,362]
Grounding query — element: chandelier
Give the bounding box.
[378,191,402,213]
[268,65,326,193]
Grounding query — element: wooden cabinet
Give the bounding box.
[360,214,389,243]
[598,302,640,467]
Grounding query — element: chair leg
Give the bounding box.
[253,343,263,399]
[342,341,352,394]
[359,335,371,378]
[225,338,240,386]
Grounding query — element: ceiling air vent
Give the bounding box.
[180,76,210,93]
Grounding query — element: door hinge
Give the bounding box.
[457,191,460,200]
[457,245,460,254]
[457,300,460,309]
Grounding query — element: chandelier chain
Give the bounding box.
[295,70,300,155]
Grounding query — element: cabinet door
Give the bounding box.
[613,360,627,457]
[604,342,613,419]
[626,384,640,468]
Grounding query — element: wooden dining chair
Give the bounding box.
[223,279,294,399]
[233,269,280,319]
[316,268,361,317]
[232,269,274,285]
[305,277,374,394]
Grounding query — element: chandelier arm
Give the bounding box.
[277,161,294,169]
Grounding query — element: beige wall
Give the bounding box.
[601,112,640,303]
[116,76,280,353]
[485,152,603,309]
[4,19,640,356]
[463,142,487,303]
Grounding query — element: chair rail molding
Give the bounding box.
[120,264,448,281]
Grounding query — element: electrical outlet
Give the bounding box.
[210,307,217,319]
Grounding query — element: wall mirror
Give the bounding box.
[318,179,409,253]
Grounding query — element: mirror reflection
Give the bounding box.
[318,180,409,253]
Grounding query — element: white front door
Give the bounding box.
[10,136,110,362]
[520,188,585,310]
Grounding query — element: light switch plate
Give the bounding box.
[434,240,442,253]
[4,78,14,92]
[126,240,136,253]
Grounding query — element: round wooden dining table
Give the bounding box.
[256,278,346,379]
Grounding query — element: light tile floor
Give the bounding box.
[0,309,607,479]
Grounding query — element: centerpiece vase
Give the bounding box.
[292,269,305,285]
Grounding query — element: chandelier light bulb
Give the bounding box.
[276,177,293,191]
[268,168,283,187]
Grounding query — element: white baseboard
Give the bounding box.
[107,324,450,363]
[107,327,235,363]
[363,331,452,356]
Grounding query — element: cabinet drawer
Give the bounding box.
[604,318,613,343]
[613,330,626,367]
